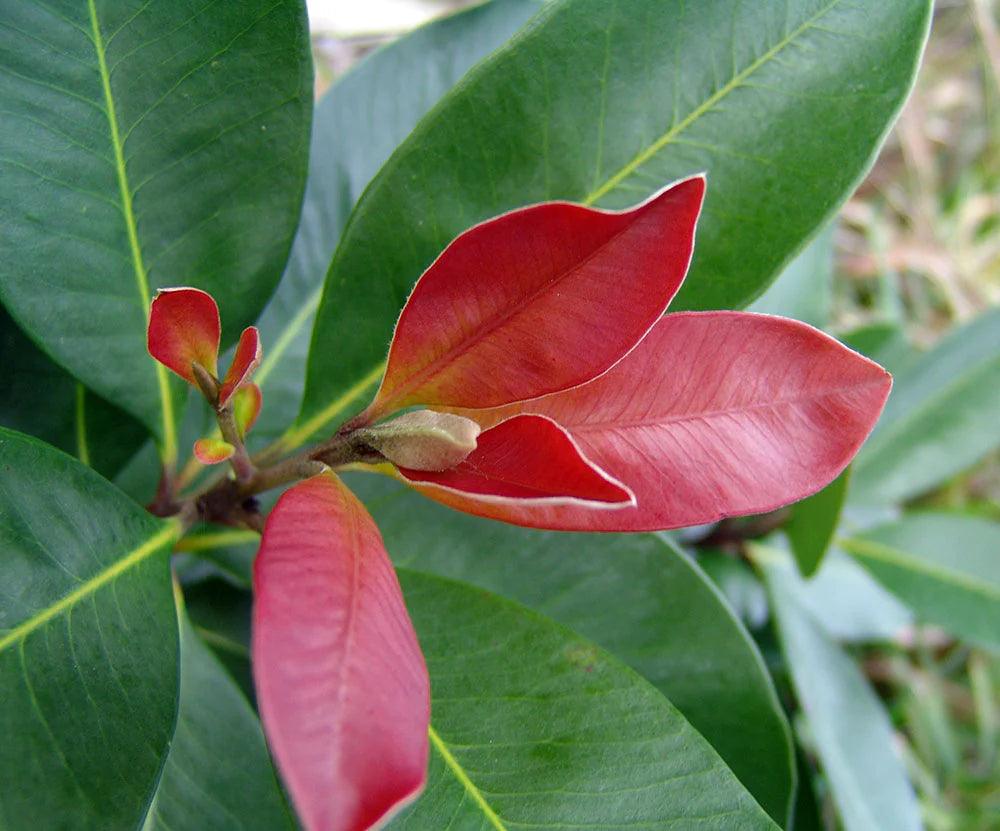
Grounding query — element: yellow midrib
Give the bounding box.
[0,521,180,652]
[428,725,508,831]
[284,1,840,449]
[87,0,177,466]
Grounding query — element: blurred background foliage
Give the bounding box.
[305,1,1000,827]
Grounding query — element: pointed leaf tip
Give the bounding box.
[253,473,429,831]
[147,287,221,384]
[364,175,706,421]
[193,437,235,465]
[398,413,634,522]
[219,326,262,407]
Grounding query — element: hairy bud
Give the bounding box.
[363,410,480,471]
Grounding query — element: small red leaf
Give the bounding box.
[219,326,262,407]
[232,383,262,438]
[439,313,891,531]
[193,437,235,465]
[253,473,429,831]
[147,287,220,384]
[398,414,633,514]
[363,175,705,421]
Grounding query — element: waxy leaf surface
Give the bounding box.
[147,288,221,383]
[366,178,704,418]
[0,0,312,451]
[758,545,921,831]
[301,0,931,436]
[353,475,795,825]
[253,473,429,831]
[398,414,632,508]
[391,569,779,829]
[219,327,263,407]
[0,428,179,830]
[248,0,542,445]
[842,513,1000,649]
[145,613,294,831]
[437,313,890,531]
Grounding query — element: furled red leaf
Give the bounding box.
[252,473,429,831]
[193,437,235,465]
[397,414,634,513]
[219,326,263,407]
[362,176,706,421]
[427,313,891,531]
[233,383,263,438]
[147,288,221,384]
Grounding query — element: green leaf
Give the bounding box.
[0,428,180,830]
[0,303,148,479]
[786,468,850,576]
[300,0,932,439]
[144,611,293,830]
[393,569,779,829]
[839,322,920,378]
[842,513,1000,649]
[755,544,922,831]
[249,0,543,446]
[851,308,1000,504]
[354,476,795,825]
[0,0,312,461]
[183,574,255,701]
[748,223,835,328]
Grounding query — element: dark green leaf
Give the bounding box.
[0,304,147,479]
[0,0,312,458]
[0,428,179,830]
[354,476,795,825]
[300,0,932,439]
[755,544,922,831]
[144,611,292,830]
[748,223,835,328]
[839,322,920,378]
[786,468,850,576]
[249,0,543,446]
[842,512,1000,649]
[393,569,779,829]
[852,308,1000,504]
[183,575,255,701]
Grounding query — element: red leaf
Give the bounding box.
[433,313,891,531]
[397,414,633,514]
[193,437,235,465]
[219,326,262,407]
[253,474,429,831]
[363,175,705,421]
[147,287,220,384]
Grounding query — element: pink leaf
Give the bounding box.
[219,326,262,407]
[363,175,705,421]
[398,414,633,514]
[193,437,235,465]
[253,473,429,831]
[147,287,220,384]
[434,313,891,531]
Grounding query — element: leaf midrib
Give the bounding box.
[294,0,845,446]
[0,520,180,652]
[428,724,508,831]
[87,0,177,464]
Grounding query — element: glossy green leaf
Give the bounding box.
[852,308,1000,504]
[0,428,180,830]
[842,513,1000,649]
[0,0,312,460]
[183,575,255,701]
[755,545,922,831]
[300,0,932,440]
[392,569,779,829]
[0,304,147,478]
[250,0,543,445]
[786,468,850,577]
[144,611,292,830]
[353,476,795,825]
[748,223,835,328]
